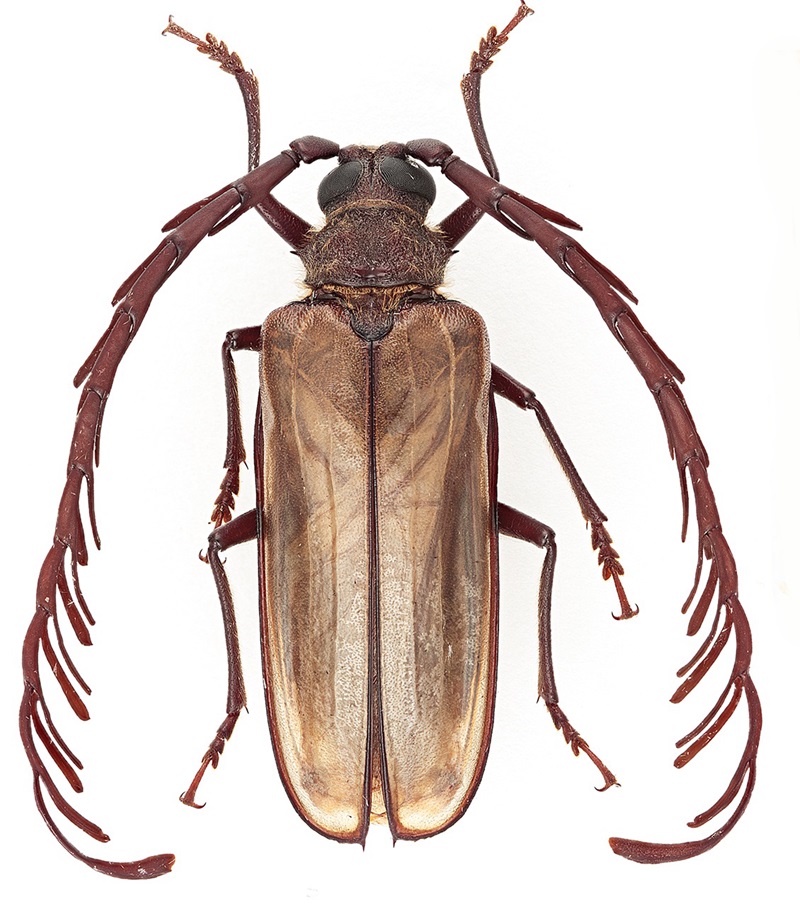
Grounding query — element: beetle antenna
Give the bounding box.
[461,3,534,180]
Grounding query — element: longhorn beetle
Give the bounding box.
[20,4,761,879]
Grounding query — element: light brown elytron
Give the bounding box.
[260,302,495,840]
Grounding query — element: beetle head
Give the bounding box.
[317,143,436,217]
[299,144,449,290]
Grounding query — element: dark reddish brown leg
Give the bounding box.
[438,4,533,248]
[184,321,262,799]
[163,18,312,249]
[181,508,258,808]
[492,364,636,620]
[163,17,261,169]
[461,2,532,181]
[497,502,618,792]
[211,326,261,527]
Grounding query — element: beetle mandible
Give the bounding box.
[19,4,761,879]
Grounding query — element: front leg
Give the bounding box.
[163,19,314,249]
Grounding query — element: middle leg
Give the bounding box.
[493,364,637,620]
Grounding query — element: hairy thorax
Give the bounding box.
[298,200,451,290]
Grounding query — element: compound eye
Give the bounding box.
[379,157,436,205]
[317,160,363,209]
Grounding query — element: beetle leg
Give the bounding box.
[181,509,258,809]
[163,17,261,171]
[461,2,532,180]
[211,326,262,527]
[164,17,313,249]
[492,363,636,620]
[439,4,534,248]
[497,502,618,792]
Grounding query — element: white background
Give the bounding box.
[2,0,797,902]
